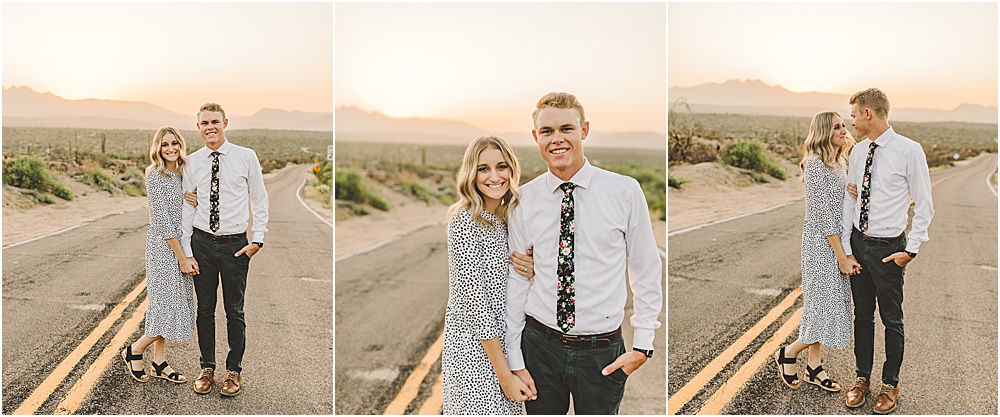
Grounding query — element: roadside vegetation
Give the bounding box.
[2,127,331,209]
[669,105,998,177]
[335,142,666,221]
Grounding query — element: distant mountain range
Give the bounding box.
[2,86,333,131]
[335,106,666,150]
[668,79,998,124]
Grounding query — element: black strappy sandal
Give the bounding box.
[805,364,841,392]
[774,346,800,388]
[120,344,149,383]
[151,361,186,384]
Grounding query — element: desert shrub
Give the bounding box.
[37,193,56,205]
[83,168,118,193]
[668,173,689,189]
[722,139,787,180]
[402,180,433,203]
[4,155,74,200]
[314,160,332,187]
[335,169,390,212]
[120,168,146,197]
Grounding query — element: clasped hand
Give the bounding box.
[181,257,200,275]
[838,255,861,275]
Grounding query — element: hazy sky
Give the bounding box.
[669,2,998,109]
[336,3,666,134]
[3,3,333,116]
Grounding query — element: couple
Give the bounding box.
[442,92,663,414]
[776,88,934,414]
[120,103,269,398]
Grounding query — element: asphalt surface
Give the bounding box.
[335,223,667,414]
[2,164,333,414]
[668,154,998,414]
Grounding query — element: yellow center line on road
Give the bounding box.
[54,298,149,415]
[13,281,147,415]
[697,307,803,415]
[417,373,443,415]
[384,331,445,415]
[674,156,988,414]
[668,286,802,414]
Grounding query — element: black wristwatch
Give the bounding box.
[253,242,264,249]
[633,348,653,358]
[904,250,916,259]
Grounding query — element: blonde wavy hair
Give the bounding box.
[448,135,522,227]
[799,111,855,179]
[146,126,188,178]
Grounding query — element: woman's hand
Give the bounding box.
[179,256,200,276]
[838,255,861,275]
[184,189,198,207]
[499,371,534,402]
[510,248,534,281]
[846,183,858,200]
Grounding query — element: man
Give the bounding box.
[841,88,933,414]
[504,92,662,414]
[181,103,269,397]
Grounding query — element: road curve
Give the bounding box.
[668,154,998,414]
[2,164,332,414]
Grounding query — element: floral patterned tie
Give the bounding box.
[859,141,877,232]
[210,151,221,233]
[557,182,576,333]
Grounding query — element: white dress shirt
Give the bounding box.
[841,127,934,255]
[505,159,663,371]
[181,140,269,257]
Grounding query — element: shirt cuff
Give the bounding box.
[631,328,656,351]
[506,348,525,371]
[251,232,265,243]
[905,238,922,254]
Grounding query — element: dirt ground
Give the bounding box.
[667,161,805,232]
[2,166,331,246]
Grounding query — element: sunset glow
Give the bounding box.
[3,3,333,116]
[669,3,998,110]
[336,3,666,134]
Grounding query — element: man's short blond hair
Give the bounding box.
[849,88,890,120]
[198,102,227,120]
[532,92,586,127]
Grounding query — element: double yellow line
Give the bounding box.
[669,157,981,414]
[14,280,148,415]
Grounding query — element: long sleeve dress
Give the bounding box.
[442,209,523,415]
[799,156,853,348]
[143,169,195,341]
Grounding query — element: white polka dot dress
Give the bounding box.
[799,156,853,348]
[442,209,523,415]
[143,169,195,341]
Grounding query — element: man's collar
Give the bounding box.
[545,159,594,192]
[873,126,895,147]
[206,140,232,156]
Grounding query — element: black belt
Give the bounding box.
[194,228,245,242]
[525,315,621,349]
[853,227,905,246]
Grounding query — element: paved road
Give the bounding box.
[668,154,998,414]
[2,164,332,414]
[335,223,667,414]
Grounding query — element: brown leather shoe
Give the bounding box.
[845,376,869,408]
[193,368,214,394]
[873,383,900,414]
[221,371,242,397]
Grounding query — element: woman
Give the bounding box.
[775,111,858,392]
[120,126,197,383]
[443,135,536,414]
